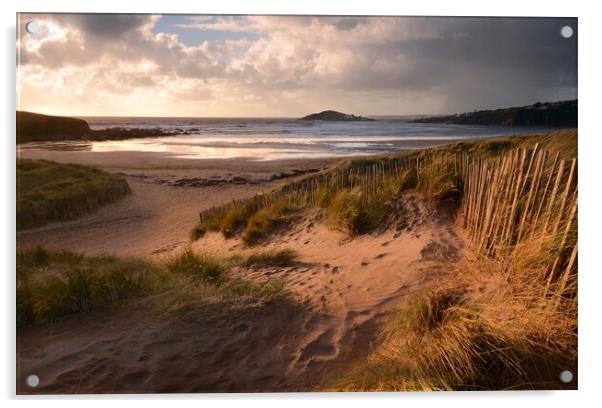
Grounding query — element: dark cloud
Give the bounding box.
[62,14,151,39]
[331,17,364,31]
[309,16,577,110]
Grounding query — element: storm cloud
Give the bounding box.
[17,14,577,117]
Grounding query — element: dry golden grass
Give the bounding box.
[329,261,577,391]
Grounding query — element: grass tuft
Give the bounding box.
[165,249,225,284]
[241,248,297,268]
[329,283,577,391]
[17,247,153,326]
[325,189,391,235]
[241,202,301,246]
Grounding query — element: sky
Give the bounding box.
[16,14,577,117]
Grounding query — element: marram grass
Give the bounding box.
[17,246,290,327]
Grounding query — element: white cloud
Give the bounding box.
[17,14,577,117]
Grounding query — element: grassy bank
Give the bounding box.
[17,246,295,327]
[17,159,131,229]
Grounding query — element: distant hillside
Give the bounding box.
[299,110,374,122]
[413,100,577,127]
[17,111,91,142]
[17,111,185,143]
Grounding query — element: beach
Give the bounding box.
[16,130,578,393]
[17,146,471,393]
[16,139,465,392]
[14,12,580,396]
[15,117,557,256]
[16,148,340,257]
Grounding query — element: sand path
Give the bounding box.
[18,189,469,393]
[17,149,469,393]
[16,150,336,257]
[17,177,269,257]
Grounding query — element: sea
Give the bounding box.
[24,117,561,161]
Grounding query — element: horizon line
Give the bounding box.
[17,98,577,120]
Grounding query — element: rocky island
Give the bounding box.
[299,110,374,121]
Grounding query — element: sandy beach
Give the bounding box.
[16,148,340,257]
[16,145,472,392]
[16,129,578,393]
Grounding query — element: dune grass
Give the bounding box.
[330,280,577,391]
[191,202,257,240]
[17,246,290,327]
[165,249,225,285]
[242,202,302,246]
[192,200,303,245]
[240,248,297,268]
[17,246,154,326]
[322,188,391,234]
[17,159,131,229]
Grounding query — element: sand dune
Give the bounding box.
[17,188,469,393]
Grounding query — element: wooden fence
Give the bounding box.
[457,144,577,301]
[198,145,577,301]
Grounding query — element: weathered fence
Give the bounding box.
[199,154,422,222]
[198,144,577,302]
[457,143,577,302]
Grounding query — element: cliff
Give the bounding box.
[17,111,183,143]
[17,111,91,142]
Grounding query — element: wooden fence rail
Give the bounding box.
[458,145,577,300]
[198,146,577,301]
